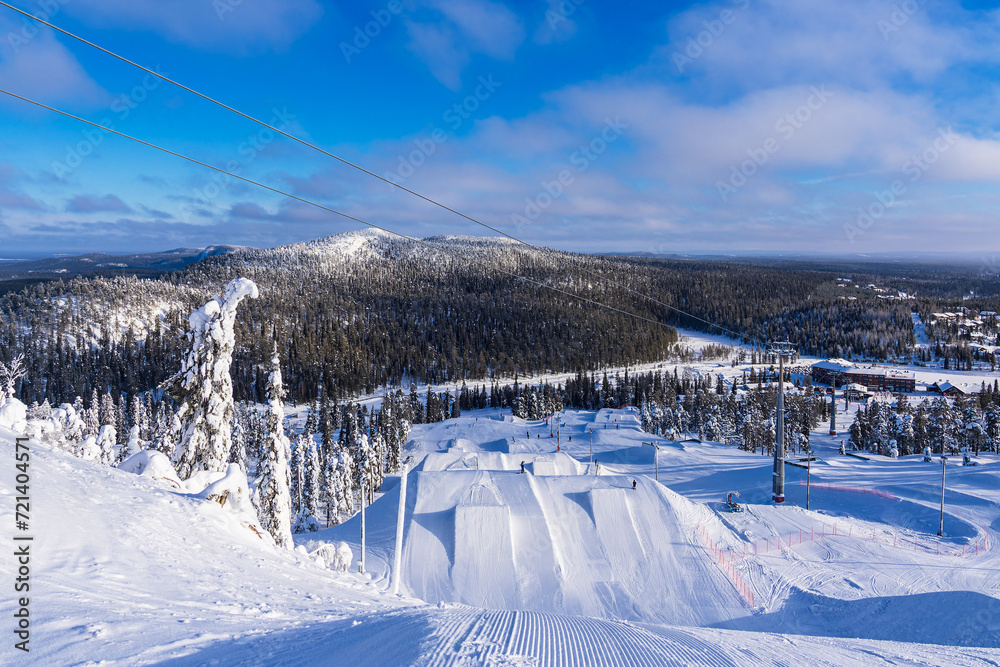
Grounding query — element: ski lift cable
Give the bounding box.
[0,86,677,333]
[0,0,745,342]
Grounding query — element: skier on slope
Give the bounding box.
[632,479,637,490]
[520,460,525,474]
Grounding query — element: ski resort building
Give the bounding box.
[810,359,916,393]
[932,381,982,396]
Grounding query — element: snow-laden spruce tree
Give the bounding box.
[302,441,321,519]
[162,278,259,479]
[228,406,249,473]
[97,424,117,466]
[0,353,25,406]
[255,348,293,549]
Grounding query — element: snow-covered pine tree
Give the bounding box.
[408,385,423,424]
[319,392,335,464]
[302,441,321,522]
[96,424,117,466]
[339,404,360,483]
[304,397,319,437]
[125,424,143,459]
[255,348,293,549]
[321,443,339,527]
[228,405,249,472]
[129,394,149,442]
[99,391,116,430]
[289,432,306,514]
[162,278,259,480]
[114,395,128,449]
[85,389,100,438]
[381,395,400,473]
[356,432,377,506]
[334,448,356,520]
[0,353,25,405]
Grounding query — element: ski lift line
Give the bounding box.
[0,0,745,343]
[0,87,677,334]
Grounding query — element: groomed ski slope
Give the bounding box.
[154,605,1000,667]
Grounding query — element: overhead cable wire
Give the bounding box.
[0,86,685,334]
[0,0,744,342]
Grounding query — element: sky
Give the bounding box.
[0,0,999,259]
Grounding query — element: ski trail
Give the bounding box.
[423,607,740,666]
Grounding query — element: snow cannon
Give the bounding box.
[726,491,744,513]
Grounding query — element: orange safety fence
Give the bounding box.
[695,524,755,608]
[726,512,989,562]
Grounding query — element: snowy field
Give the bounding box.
[5,385,1000,665]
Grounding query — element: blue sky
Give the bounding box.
[0,0,999,257]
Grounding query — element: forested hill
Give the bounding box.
[2,230,919,404]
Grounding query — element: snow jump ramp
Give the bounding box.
[398,470,746,626]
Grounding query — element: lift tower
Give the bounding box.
[770,341,796,503]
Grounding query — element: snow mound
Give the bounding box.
[119,450,184,489]
[310,541,354,572]
[194,463,272,546]
[0,397,27,433]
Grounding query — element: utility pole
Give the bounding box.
[590,428,594,466]
[771,341,795,504]
[806,454,811,510]
[392,457,412,595]
[359,481,366,574]
[938,455,947,536]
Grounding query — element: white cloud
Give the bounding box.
[64,0,323,54]
[405,21,468,90]
[406,0,524,89]
[0,16,108,109]
[658,0,995,92]
[430,0,523,59]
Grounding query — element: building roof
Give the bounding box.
[812,359,854,372]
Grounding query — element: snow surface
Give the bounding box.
[6,394,1000,664]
